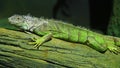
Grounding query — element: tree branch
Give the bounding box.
[0,28,120,68]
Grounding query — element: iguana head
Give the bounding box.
[8,14,48,31]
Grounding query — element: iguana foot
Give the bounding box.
[108,45,120,54]
[29,37,44,49]
[29,33,52,49]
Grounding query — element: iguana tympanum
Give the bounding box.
[8,15,120,54]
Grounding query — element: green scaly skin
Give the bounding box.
[8,15,120,54]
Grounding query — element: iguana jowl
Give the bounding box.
[8,15,120,54]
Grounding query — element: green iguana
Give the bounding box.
[8,15,120,54]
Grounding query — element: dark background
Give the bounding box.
[0,0,113,34]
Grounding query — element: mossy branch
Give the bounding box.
[0,28,120,68]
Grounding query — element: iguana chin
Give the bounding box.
[8,14,120,54]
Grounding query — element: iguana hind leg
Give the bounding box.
[29,33,52,49]
[87,36,107,53]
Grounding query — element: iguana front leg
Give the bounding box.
[29,33,52,49]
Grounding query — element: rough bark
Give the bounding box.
[0,28,120,68]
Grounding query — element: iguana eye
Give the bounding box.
[17,17,20,20]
